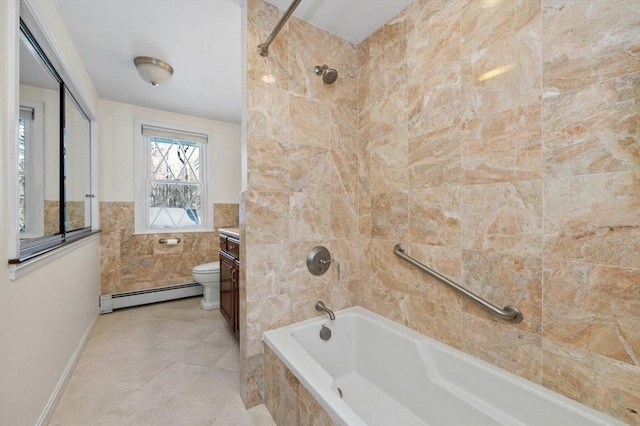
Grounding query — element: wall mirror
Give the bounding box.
[64,86,92,232]
[14,20,93,262]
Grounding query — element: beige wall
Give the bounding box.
[98,100,242,294]
[358,1,639,425]
[100,201,238,294]
[1,2,101,424]
[241,0,360,406]
[0,239,100,426]
[99,99,241,203]
[244,0,639,424]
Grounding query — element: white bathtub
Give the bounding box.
[263,306,626,426]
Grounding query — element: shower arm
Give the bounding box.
[257,0,302,57]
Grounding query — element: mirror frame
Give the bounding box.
[8,1,99,274]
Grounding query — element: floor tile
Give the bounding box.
[49,379,132,426]
[145,337,201,362]
[248,407,278,426]
[134,318,194,337]
[212,394,256,426]
[111,332,169,356]
[247,402,274,425]
[203,323,237,346]
[73,354,172,389]
[214,343,240,371]
[180,341,234,367]
[173,320,222,341]
[184,367,240,405]
[82,329,136,354]
[152,397,225,426]
[94,389,178,426]
[75,345,109,369]
[141,362,209,395]
[49,298,274,426]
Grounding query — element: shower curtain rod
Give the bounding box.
[257,0,302,56]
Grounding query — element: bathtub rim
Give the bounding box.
[263,307,368,425]
[262,305,628,426]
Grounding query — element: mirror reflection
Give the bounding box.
[16,21,93,261]
[64,87,91,232]
[18,27,60,241]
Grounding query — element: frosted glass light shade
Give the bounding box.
[134,56,174,86]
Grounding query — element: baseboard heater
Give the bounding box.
[100,283,203,314]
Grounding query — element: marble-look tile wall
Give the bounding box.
[242,0,359,407]
[263,345,336,426]
[43,200,59,236]
[358,0,639,424]
[66,200,87,231]
[44,201,87,235]
[99,202,239,295]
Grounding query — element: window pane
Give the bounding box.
[136,123,208,234]
[149,137,200,183]
[149,182,201,229]
[18,118,26,234]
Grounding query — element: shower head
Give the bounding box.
[314,64,338,85]
[323,68,338,84]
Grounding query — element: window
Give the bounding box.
[135,120,212,233]
[18,102,44,239]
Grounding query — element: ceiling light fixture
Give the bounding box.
[133,56,174,86]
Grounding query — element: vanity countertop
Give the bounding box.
[219,227,239,239]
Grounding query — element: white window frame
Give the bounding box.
[134,118,213,234]
[18,100,44,239]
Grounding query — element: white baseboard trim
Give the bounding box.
[36,313,98,426]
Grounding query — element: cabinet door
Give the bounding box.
[233,260,240,337]
[219,251,235,327]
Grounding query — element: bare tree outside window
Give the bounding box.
[148,136,202,229]
[18,118,26,233]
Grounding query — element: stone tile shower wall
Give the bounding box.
[358,1,639,424]
[242,0,360,407]
[99,202,239,294]
[244,0,638,422]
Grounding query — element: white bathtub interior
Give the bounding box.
[264,306,627,426]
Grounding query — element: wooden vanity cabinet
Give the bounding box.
[219,234,239,337]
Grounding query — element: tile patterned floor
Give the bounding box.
[49,297,275,426]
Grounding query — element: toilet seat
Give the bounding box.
[193,261,220,273]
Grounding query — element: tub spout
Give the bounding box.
[315,301,335,320]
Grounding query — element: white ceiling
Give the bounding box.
[50,0,412,125]
[264,0,412,45]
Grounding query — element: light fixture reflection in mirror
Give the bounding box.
[477,64,514,82]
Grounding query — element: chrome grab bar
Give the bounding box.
[393,244,523,323]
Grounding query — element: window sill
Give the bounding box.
[8,231,100,280]
[133,228,214,236]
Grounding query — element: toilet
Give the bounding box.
[192,261,220,310]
